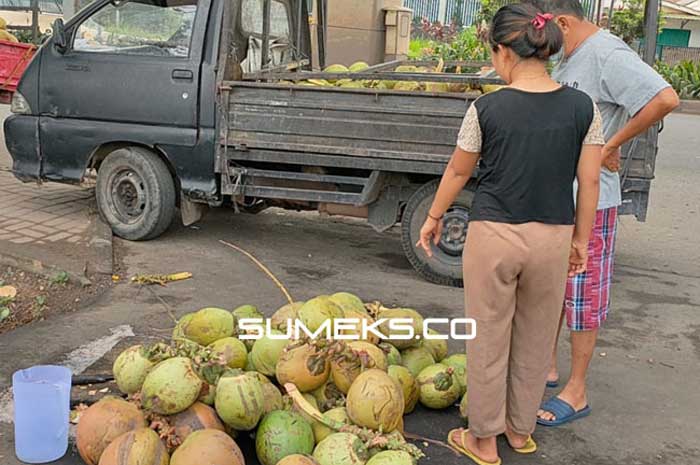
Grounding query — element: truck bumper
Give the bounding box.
[3,114,40,182]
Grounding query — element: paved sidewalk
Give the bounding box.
[0,106,101,275]
[0,169,92,246]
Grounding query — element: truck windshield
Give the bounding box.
[73,0,198,58]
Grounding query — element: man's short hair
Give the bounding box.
[528,0,586,19]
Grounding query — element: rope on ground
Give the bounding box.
[146,286,178,324]
[403,431,462,456]
[219,239,294,304]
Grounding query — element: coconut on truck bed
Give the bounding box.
[75,292,468,465]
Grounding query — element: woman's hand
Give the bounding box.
[416,216,443,258]
[568,242,588,277]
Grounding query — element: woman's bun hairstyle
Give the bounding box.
[489,3,563,60]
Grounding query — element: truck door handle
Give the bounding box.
[172,69,194,81]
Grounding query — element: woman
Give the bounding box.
[417,4,603,465]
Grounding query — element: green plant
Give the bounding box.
[609,0,664,45]
[51,271,70,286]
[431,27,491,62]
[0,307,10,323]
[656,60,700,99]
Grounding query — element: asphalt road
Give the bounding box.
[1,111,698,464]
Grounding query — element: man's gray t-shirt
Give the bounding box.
[552,29,670,211]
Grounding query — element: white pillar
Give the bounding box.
[438,0,448,24]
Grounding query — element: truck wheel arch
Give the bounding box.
[87,142,181,204]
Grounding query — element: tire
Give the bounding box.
[96,147,176,241]
[401,180,475,288]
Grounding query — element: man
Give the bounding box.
[531,0,679,426]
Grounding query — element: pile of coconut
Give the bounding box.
[75,293,468,465]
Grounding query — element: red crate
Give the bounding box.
[0,40,37,103]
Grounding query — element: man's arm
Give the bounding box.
[603,87,679,170]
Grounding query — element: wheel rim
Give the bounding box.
[109,169,147,224]
[437,206,470,257]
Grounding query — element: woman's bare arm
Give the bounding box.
[570,144,602,275]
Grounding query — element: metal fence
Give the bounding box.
[658,45,700,66]
[404,0,597,26]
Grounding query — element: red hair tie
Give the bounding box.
[532,13,554,30]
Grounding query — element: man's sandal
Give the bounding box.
[447,428,502,465]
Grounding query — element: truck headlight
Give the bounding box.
[11,92,31,114]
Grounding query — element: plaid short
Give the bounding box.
[564,207,618,331]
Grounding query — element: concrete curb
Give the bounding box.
[0,250,92,287]
[675,99,700,115]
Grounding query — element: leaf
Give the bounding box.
[0,307,10,323]
[0,286,17,299]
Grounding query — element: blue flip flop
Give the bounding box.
[546,380,559,388]
[537,396,591,427]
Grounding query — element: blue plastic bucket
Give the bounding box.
[12,365,72,463]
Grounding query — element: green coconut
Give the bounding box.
[311,380,345,412]
[298,296,344,333]
[442,353,467,396]
[113,345,154,395]
[256,410,315,465]
[232,304,263,321]
[346,369,404,433]
[400,346,435,377]
[251,330,289,376]
[349,62,370,73]
[208,337,248,369]
[330,292,366,315]
[271,302,304,331]
[276,343,330,392]
[459,392,468,419]
[339,308,379,344]
[312,407,349,444]
[215,371,265,431]
[366,450,415,465]
[170,429,245,465]
[313,433,369,465]
[198,383,216,405]
[183,307,234,345]
[424,82,449,93]
[377,308,424,350]
[421,330,448,362]
[324,64,350,84]
[98,428,168,465]
[339,81,365,89]
[416,363,461,409]
[395,65,418,73]
[172,313,194,341]
[379,343,402,366]
[290,393,321,425]
[76,397,147,465]
[244,352,257,371]
[348,341,387,370]
[388,365,419,414]
[278,455,321,465]
[249,372,284,415]
[141,357,203,414]
[394,81,421,91]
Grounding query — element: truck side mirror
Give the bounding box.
[52,18,67,54]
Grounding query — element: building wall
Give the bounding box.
[663,18,700,48]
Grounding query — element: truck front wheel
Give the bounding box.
[401,180,474,288]
[96,147,176,241]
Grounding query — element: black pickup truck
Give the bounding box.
[3,0,660,287]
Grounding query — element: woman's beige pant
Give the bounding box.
[463,220,573,437]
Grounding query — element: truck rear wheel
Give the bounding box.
[96,147,176,241]
[401,180,474,288]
